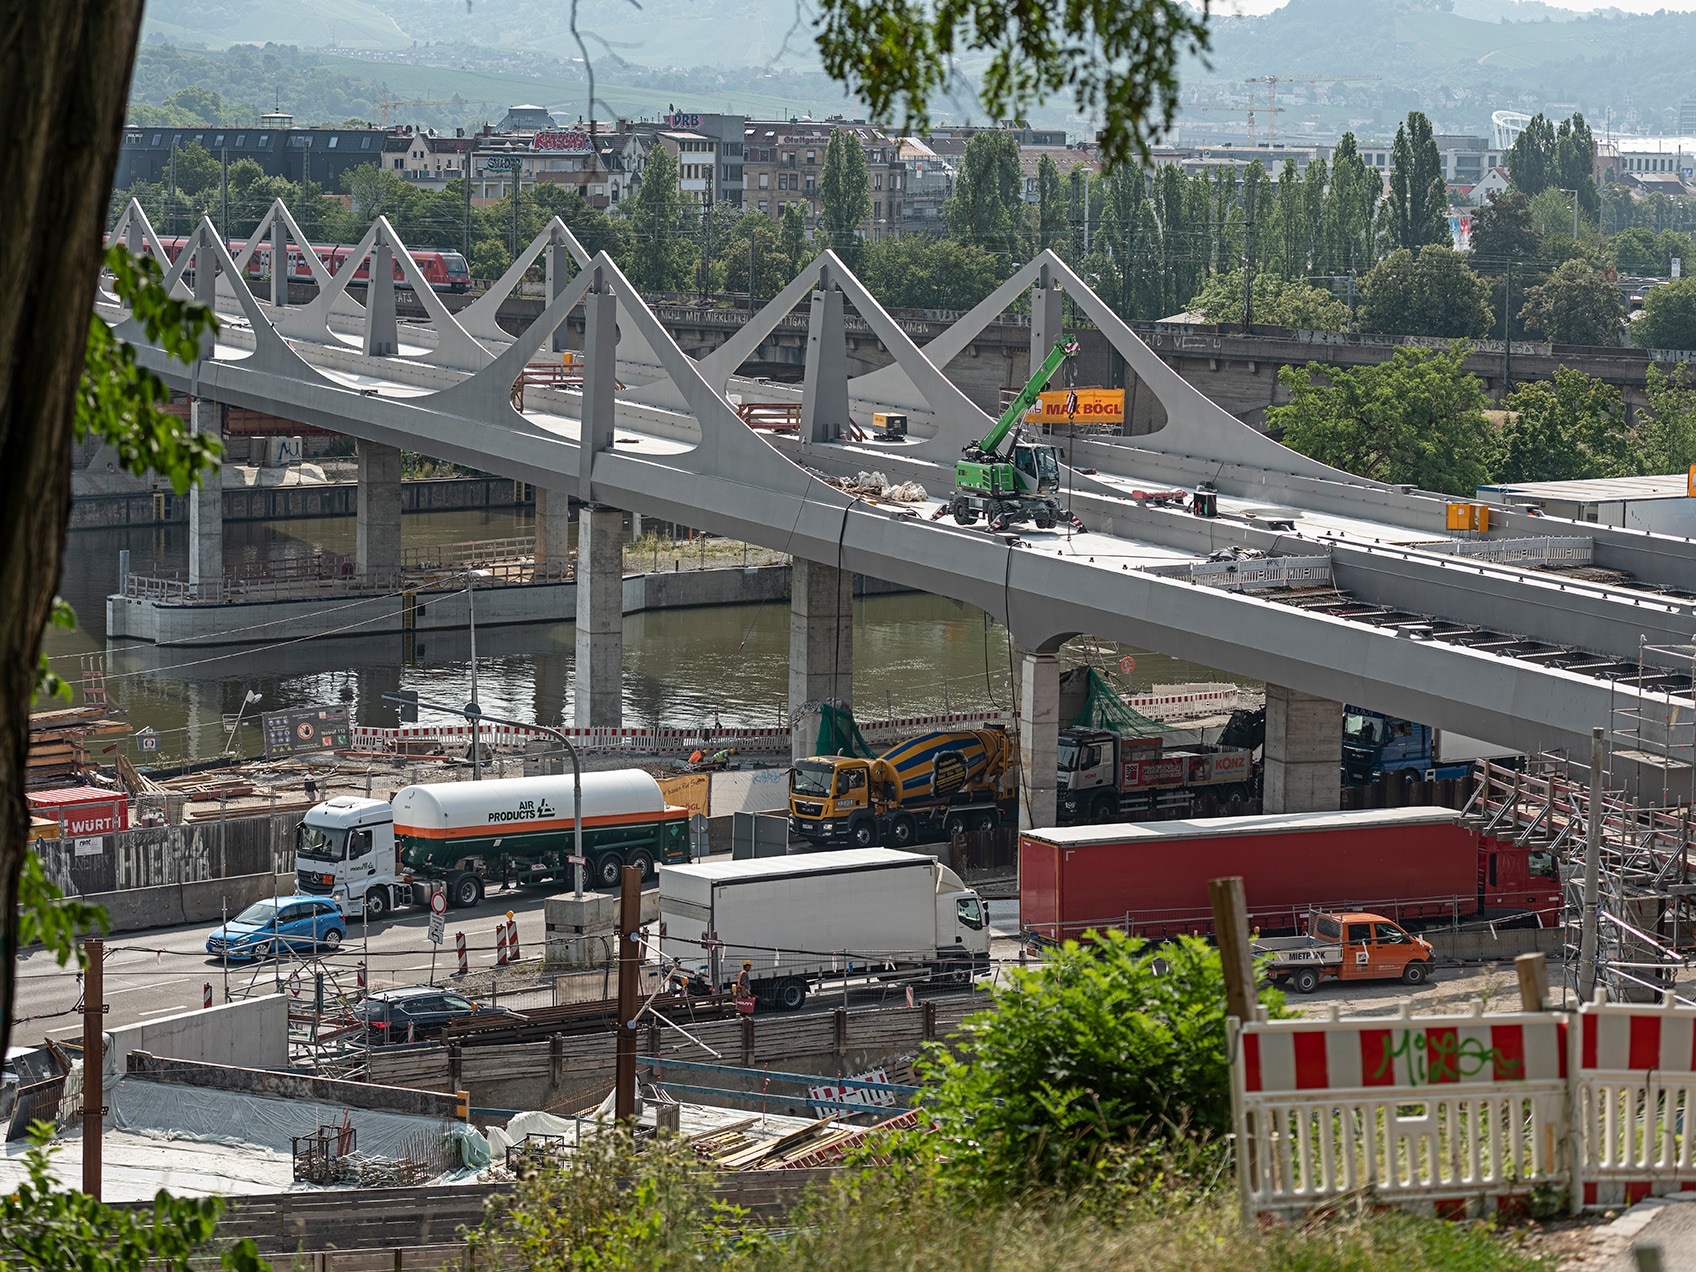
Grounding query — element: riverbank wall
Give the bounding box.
[108,563,911,646]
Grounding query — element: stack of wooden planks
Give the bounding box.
[26,705,127,788]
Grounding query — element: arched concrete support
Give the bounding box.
[356,440,403,577]
[1017,649,1061,832]
[1263,685,1341,814]
[187,398,224,597]
[574,504,624,728]
[1031,267,1064,368]
[534,488,572,563]
[790,558,854,760]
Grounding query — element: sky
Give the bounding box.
[1217,0,1696,12]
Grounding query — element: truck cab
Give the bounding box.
[1057,728,1159,822]
[789,757,876,845]
[295,797,404,919]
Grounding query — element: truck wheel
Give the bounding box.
[363,887,389,920]
[775,977,807,1011]
[594,854,625,889]
[974,811,997,833]
[951,498,978,526]
[945,813,968,839]
[449,874,482,909]
[1291,968,1320,994]
[1090,794,1118,823]
[1402,960,1431,986]
[627,849,655,881]
[849,819,877,849]
[887,815,917,848]
[1034,507,1056,530]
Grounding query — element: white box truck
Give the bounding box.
[658,848,991,1011]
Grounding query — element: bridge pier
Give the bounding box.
[1018,650,1060,831]
[355,441,402,578]
[1263,685,1341,814]
[364,242,399,358]
[187,398,224,598]
[789,559,854,760]
[573,504,624,728]
[534,489,572,564]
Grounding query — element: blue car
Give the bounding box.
[207,895,346,961]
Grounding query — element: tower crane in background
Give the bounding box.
[1178,95,1285,146]
[377,92,498,128]
[1243,74,1381,148]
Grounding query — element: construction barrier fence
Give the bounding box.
[1234,999,1696,1221]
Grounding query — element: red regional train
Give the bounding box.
[136,234,472,293]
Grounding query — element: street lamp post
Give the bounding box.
[222,690,263,757]
[467,568,493,780]
[386,694,586,899]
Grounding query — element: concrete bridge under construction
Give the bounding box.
[96,197,1696,827]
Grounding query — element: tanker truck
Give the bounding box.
[788,727,1017,849]
[293,770,691,917]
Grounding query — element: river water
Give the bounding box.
[48,508,1246,764]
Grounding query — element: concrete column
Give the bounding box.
[355,440,402,579]
[574,504,624,728]
[548,237,573,353]
[364,241,398,357]
[789,558,854,759]
[193,224,217,360]
[1263,685,1341,814]
[1017,650,1060,832]
[1032,268,1064,366]
[186,398,224,598]
[800,284,849,444]
[271,214,288,308]
[578,280,617,502]
[534,488,573,565]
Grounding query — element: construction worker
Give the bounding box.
[735,960,754,1013]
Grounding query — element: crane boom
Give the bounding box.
[974,338,1079,458]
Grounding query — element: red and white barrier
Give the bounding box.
[1235,999,1696,1221]
[345,711,1013,757]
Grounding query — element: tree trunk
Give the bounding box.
[0,4,145,1058]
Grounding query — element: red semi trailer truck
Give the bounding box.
[1020,807,1561,941]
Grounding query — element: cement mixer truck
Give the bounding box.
[293,770,692,916]
[788,727,1017,849]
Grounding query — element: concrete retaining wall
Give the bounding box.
[55,995,289,1074]
[127,1051,463,1118]
[111,563,912,647]
[79,871,296,933]
[1429,926,1563,964]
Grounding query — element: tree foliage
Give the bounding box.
[1518,259,1622,347]
[858,235,1010,311]
[1270,347,1497,495]
[820,129,871,258]
[0,1127,262,1271]
[1186,271,1349,331]
[1468,191,1542,272]
[1498,366,1631,484]
[815,0,1209,170]
[1357,246,1493,338]
[918,929,1286,1199]
[1637,366,1696,475]
[945,131,1026,260]
[623,147,697,292]
[1633,278,1696,352]
[1387,111,1448,251]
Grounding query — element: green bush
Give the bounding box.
[916,930,1284,1200]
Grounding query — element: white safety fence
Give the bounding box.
[1234,999,1696,1221]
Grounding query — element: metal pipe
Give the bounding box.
[1580,725,1604,1002]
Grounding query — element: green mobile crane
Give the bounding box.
[949,338,1085,532]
